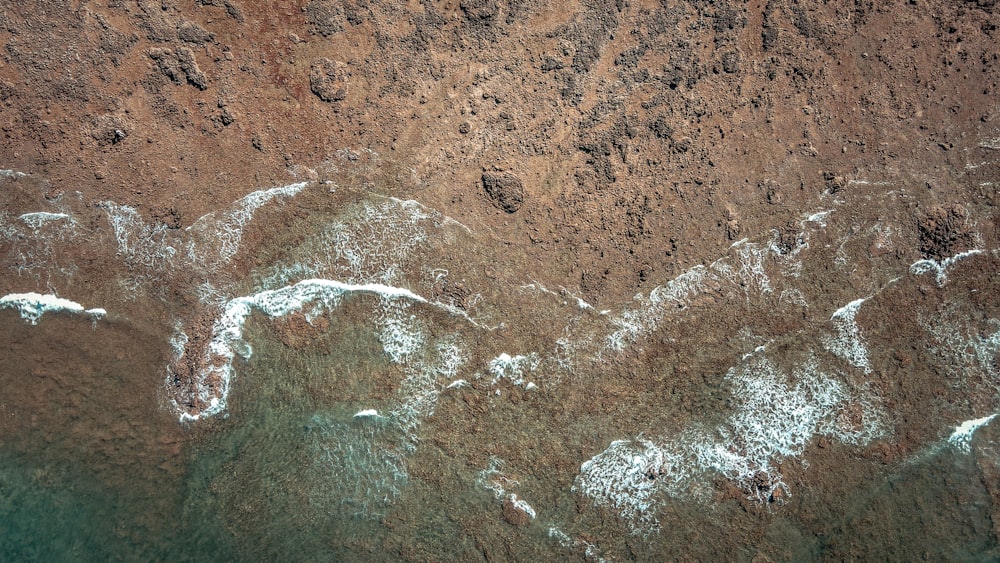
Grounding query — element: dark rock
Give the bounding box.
[918,204,975,260]
[501,495,531,526]
[540,56,564,72]
[822,171,846,194]
[305,0,345,37]
[137,2,178,42]
[482,172,524,213]
[197,0,244,22]
[152,206,182,229]
[760,179,781,204]
[572,42,602,74]
[615,44,648,68]
[460,0,499,22]
[149,47,208,90]
[89,114,132,147]
[966,0,996,13]
[178,20,213,44]
[0,80,14,102]
[712,4,745,33]
[721,51,741,73]
[309,58,348,102]
[95,14,138,63]
[649,116,673,139]
[791,6,827,40]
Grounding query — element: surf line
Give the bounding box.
[171,278,480,423]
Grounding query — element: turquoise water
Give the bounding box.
[0,312,232,561]
[4,300,999,561]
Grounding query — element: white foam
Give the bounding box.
[258,199,432,289]
[606,266,711,352]
[391,338,467,446]
[548,527,574,547]
[573,439,665,531]
[920,307,1000,389]
[186,182,308,267]
[102,202,178,286]
[508,494,537,520]
[804,210,833,226]
[729,239,773,296]
[824,298,871,373]
[306,412,410,518]
[173,279,431,422]
[574,353,885,533]
[169,324,189,360]
[383,196,473,235]
[598,216,823,357]
[376,302,425,364]
[193,281,227,307]
[174,278,477,426]
[948,414,997,453]
[179,279,469,520]
[18,212,73,230]
[307,334,466,518]
[742,344,769,360]
[102,184,309,292]
[548,526,607,562]
[477,457,519,500]
[432,339,466,380]
[846,180,892,186]
[489,353,540,388]
[389,365,437,437]
[779,288,809,308]
[0,292,105,325]
[980,138,1000,150]
[519,282,606,314]
[910,249,985,287]
[1,207,84,282]
[478,460,538,521]
[0,212,15,239]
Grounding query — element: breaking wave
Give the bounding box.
[3,164,999,548]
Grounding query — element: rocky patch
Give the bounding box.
[309,58,349,102]
[918,204,976,260]
[148,47,208,90]
[482,172,524,213]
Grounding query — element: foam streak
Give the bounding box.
[0,292,106,325]
[174,279,429,422]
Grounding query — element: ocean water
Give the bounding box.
[2,165,1000,560]
[0,311,232,561]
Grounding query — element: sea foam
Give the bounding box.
[573,352,885,534]
[824,298,872,373]
[18,212,73,230]
[605,266,712,352]
[948,414,998,453]
[186,182,308,268]
[489,353,540,389]
[172,279,431,422]
[910,249,985,287]
[305,322,467,518]
[0,292,106,325]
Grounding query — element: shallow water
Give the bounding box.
[2,170,1000,560]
